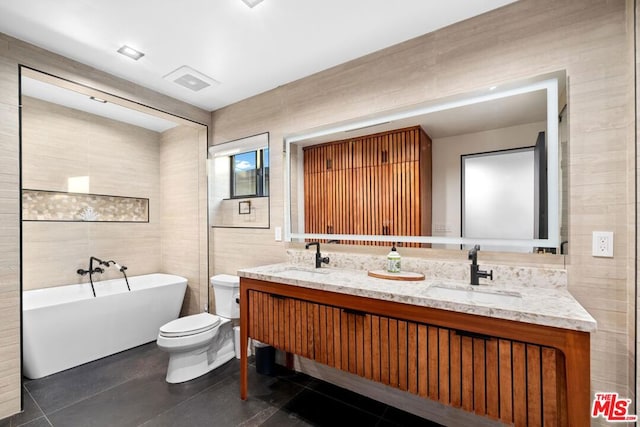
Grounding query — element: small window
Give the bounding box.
[231,148,269,198]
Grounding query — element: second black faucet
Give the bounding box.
[305,242,330,268]
[468,244,493,286]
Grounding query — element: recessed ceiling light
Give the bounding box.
[489,86,497,91]
[89,96,107,103]
[241,0,264,8]
[163,66,220,92]
[117,45,145,60]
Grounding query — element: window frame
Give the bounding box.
[229,148,269,199]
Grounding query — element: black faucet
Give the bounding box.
[468,245,493,286]
[76,256,106,297]
[305,242,330,268]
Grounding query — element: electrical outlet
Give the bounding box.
[592,231,613,257]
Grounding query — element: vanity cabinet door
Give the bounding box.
[247,290,565,426]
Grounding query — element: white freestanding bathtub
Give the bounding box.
[22,273,187,379]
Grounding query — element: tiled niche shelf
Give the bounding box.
[22,189,149,223]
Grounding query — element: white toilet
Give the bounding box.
[157,274,239,383]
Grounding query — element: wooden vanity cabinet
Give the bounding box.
[303,126,432,246]
[240,278,590,426]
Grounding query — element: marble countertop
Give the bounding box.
[237,263,597,333]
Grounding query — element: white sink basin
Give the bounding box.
[428,285,522,306]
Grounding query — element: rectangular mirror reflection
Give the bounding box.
[286,72,566,253]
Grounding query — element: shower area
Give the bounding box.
[20,67,211,317]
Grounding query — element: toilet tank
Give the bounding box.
[211,274,240,319]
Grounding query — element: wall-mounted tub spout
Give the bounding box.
[77,256,106,297]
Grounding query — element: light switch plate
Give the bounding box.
[592,231,613,257]
[275,226,282,241]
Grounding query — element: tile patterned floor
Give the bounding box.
[0,343,441,427]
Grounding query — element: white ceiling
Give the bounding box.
[0,0,516,111]
[22,76,178,132]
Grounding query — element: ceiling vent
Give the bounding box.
[163,66,219,92]
[241,0,264,7]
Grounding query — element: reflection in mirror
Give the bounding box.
[208,133,270,228]
[462,146,541,253]
[285,72,566,253]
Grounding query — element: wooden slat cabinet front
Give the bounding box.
[302,126,432,246]
[244,285,574,426]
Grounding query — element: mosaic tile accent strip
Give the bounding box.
[22,190,149,222]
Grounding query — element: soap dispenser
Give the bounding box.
[387,243,401,273]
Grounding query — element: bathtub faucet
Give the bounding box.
[103,259,131,291]
[75,256,106,297]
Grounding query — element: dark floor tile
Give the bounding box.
[258,409,314,427]
[263,388,380,427]
[275,370,320,390]
[308,381,387,416]
[0,388,45,427]
[141,374,277,427]
[247,370,305,408]
[46,359,238,427]
[16,417,51,427]
[25,342,167,414]
[380,406,442,427]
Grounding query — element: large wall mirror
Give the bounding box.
[285,72,567,253]
[208,133,270,229]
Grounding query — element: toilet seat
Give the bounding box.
[159,313,221,338]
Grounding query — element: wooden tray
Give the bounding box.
[368,270,425,281]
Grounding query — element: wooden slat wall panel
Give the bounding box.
[398,320,408,391]
[303,127,430,246]
[380,317,390,385]
[473,338,486,416]
[333,308,341,369]
[461,336,474,412]
[364,314,372,379]
[356,314,365,377]
[318,305,327,365]
[513,342,527,426]
[272,296,279,349]
[313,304,322,364]
[438,328,450,404]
[341,310,349,372]
[418,324,428,397]
[486,339,500,419]
[249,292,567,426]
[295,300,306,354]
[499,339,513,424]
[306,302,315,359]
[371,315,381,382]
[428,327,439,400]
[389,319,399,388]
[347,313,357,374]
[408,322,418,395]
[449,330,462,408]
[542,348,559,426]
[526,344,542,425]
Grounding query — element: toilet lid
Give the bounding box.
[159,313,221,338]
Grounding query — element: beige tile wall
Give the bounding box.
[21,96,162,288]
[210,0,636,422]
[0,33,211,419]
[160,125,209,316]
